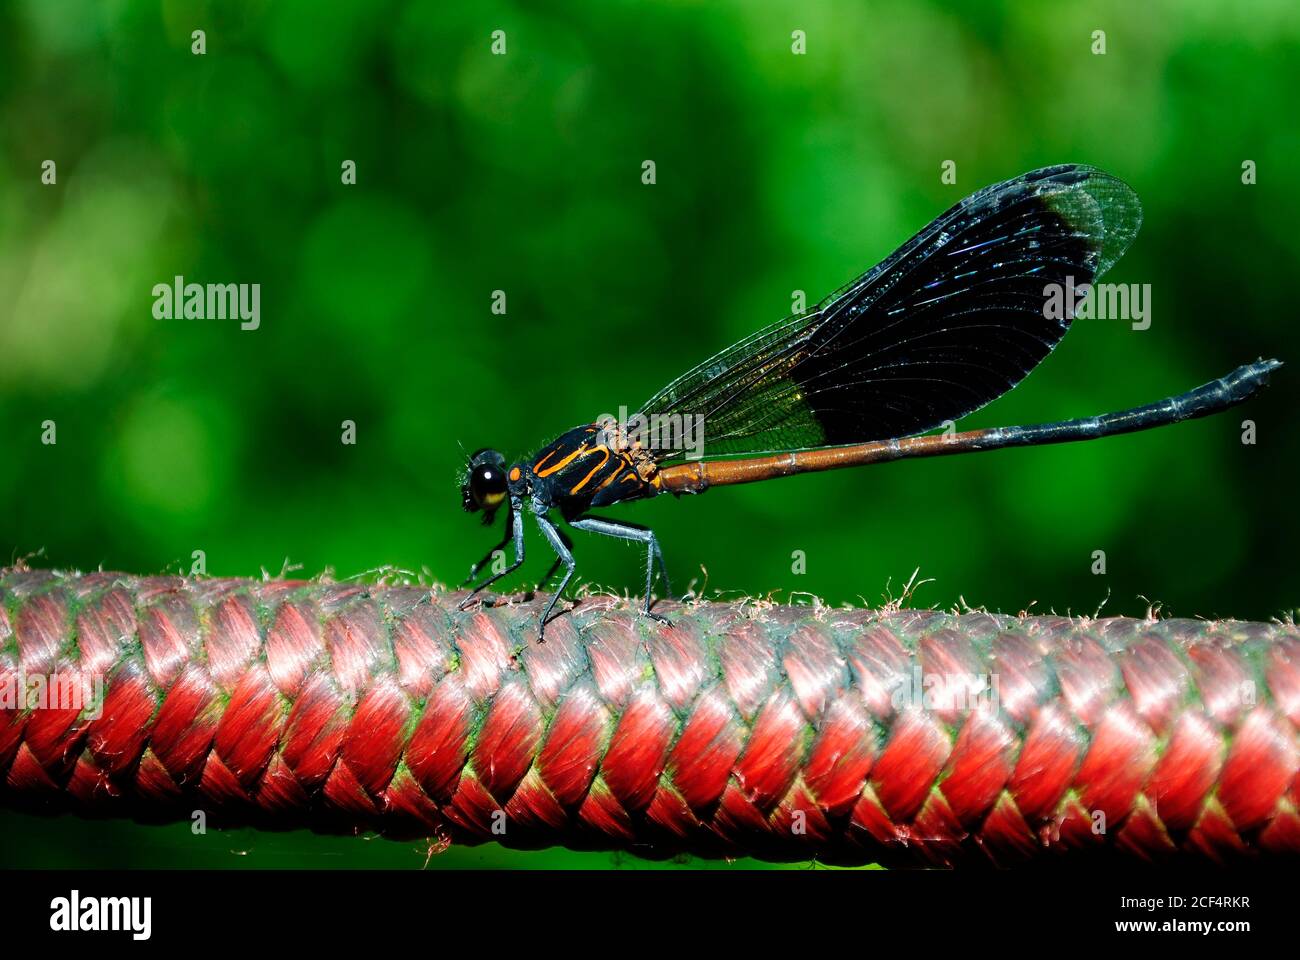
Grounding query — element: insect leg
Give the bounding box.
[458,497,525,610]
[534,511,576,640]
[534,525,573,592]
[568,515,671,623]
[460,507,516,587]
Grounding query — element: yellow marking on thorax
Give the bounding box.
[534,444,586,477]
[569,446,613,493]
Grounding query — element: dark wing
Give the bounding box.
[637,164,1141,459]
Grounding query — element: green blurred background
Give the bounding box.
[1,0,1297,868]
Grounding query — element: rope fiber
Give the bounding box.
[2,568,1297,865]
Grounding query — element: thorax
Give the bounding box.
[516,422,660,513]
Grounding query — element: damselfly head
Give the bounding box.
[462,448,508,523]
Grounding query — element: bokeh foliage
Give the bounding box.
[1,0,1298,868]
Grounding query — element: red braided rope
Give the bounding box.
[2,568,1298,865]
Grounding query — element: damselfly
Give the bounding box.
[459,165,1279,638]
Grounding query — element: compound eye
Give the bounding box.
[471,462,508,508]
